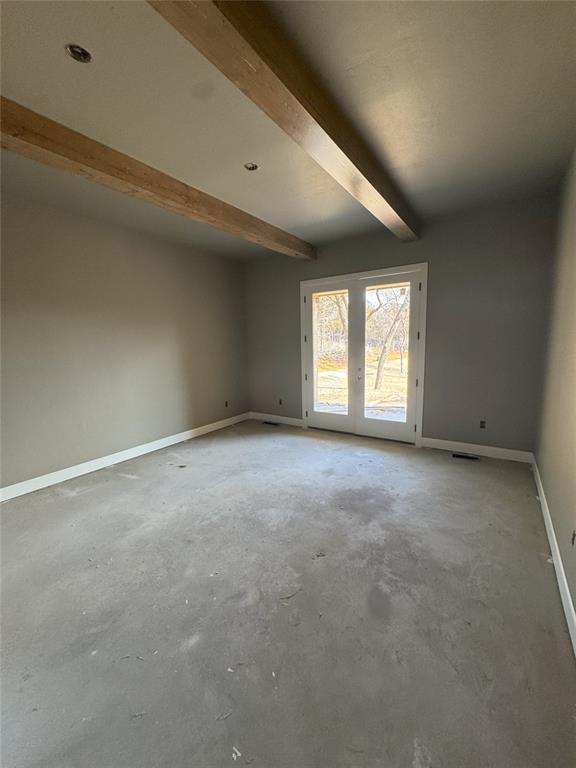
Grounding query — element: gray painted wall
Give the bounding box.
[1,197,248,486]
[537,156,576,601]
[1,191,560,488]
[245,195,558,451]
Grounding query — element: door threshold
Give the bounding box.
[307,425,415,446]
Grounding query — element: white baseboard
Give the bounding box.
[0,412,250,503]
[420,437,533,464]
[532,462,576,657]
[248,412,305,428]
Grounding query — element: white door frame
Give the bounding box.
[300,262,428,446]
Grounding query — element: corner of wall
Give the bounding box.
[534,152,576,656]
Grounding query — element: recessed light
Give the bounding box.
[65,43,92,64]
[244,162,258,171]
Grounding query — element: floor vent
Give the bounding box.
[452,452,480,461]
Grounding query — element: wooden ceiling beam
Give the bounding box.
[148,0,420,240]
[0,97,316,260]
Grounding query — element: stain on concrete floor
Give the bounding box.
[2,421,575,767]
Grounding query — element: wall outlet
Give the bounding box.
[225,400,229,408]
[479,419,486,429]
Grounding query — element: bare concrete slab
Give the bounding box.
[2,421,574,767]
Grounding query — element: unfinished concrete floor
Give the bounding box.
[2,421,575,767]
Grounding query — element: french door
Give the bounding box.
[301,264,427,444]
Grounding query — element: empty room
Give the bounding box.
[1,1,575,766]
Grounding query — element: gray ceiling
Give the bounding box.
[1,1,575,258]
[270,0,576,216]
[0,151,273,260]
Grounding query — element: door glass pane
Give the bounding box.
[364,283,410,422]
[312,289,349,414]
